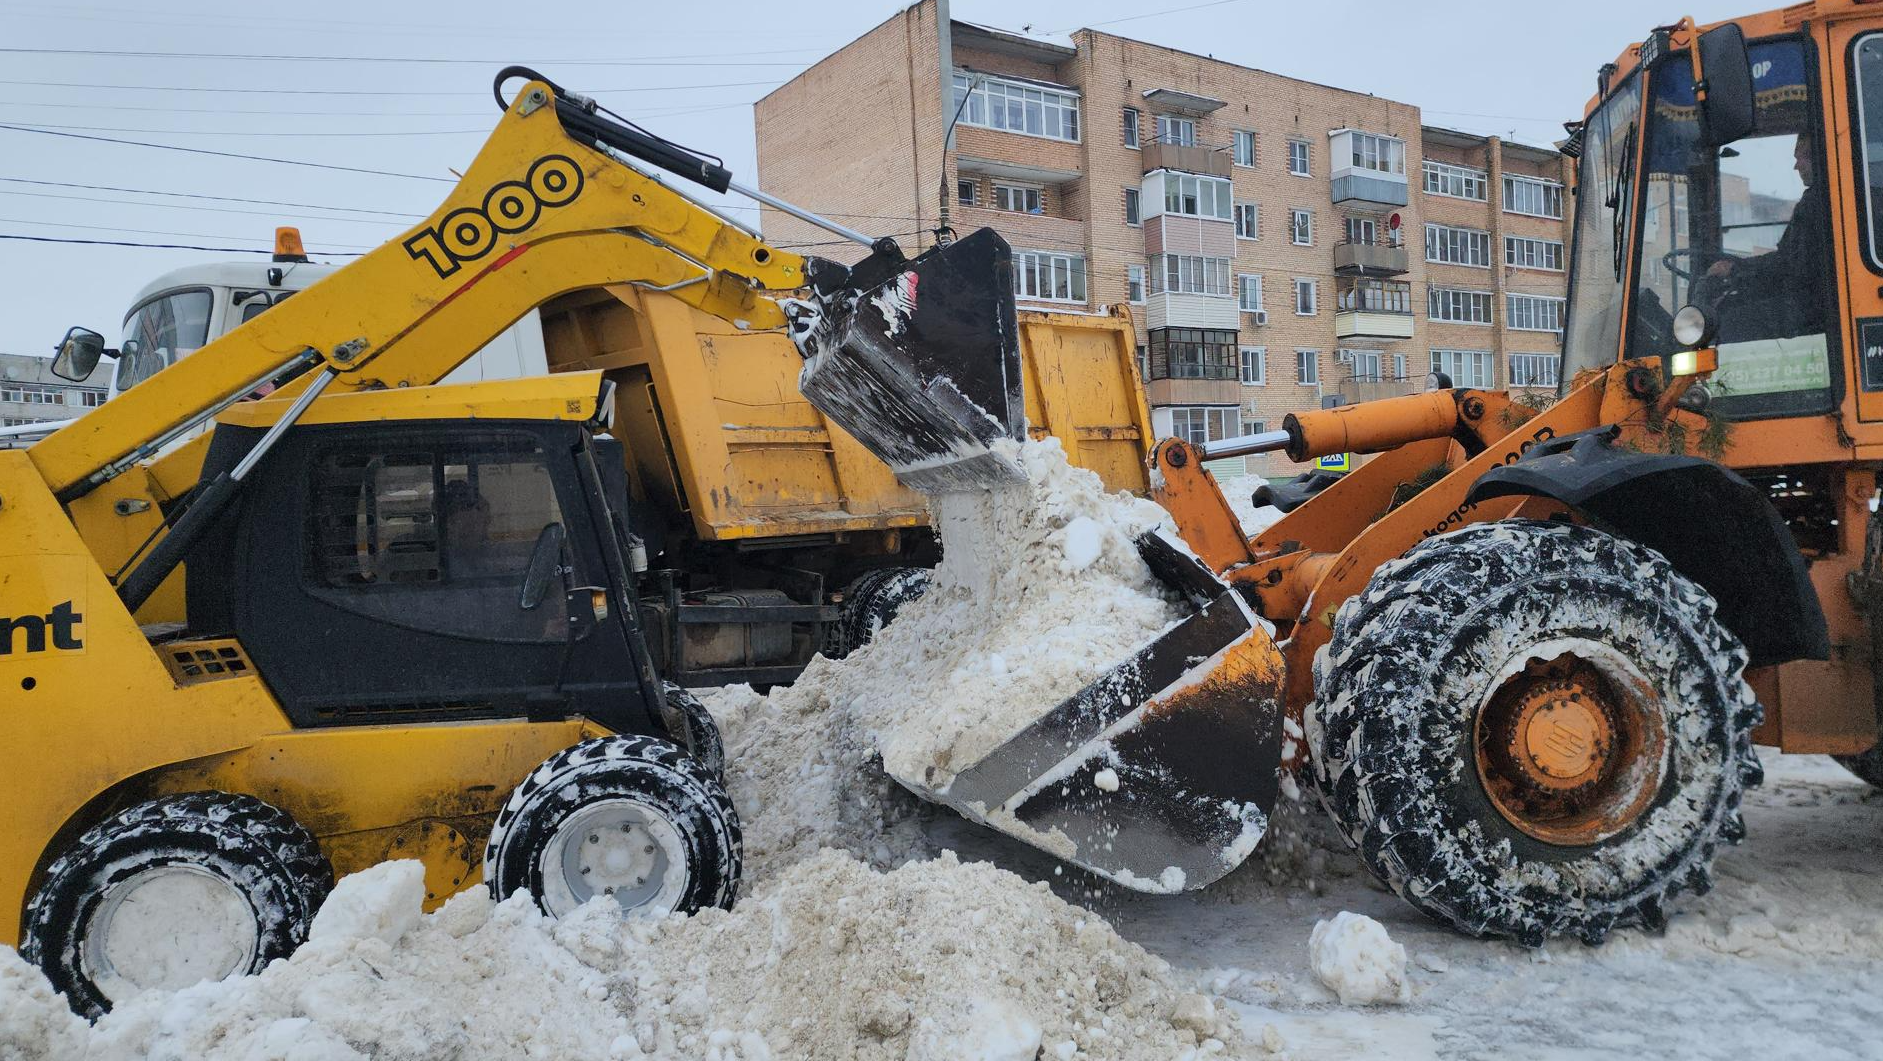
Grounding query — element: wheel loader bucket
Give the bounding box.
[889,531,1287,892]
[787,228,1026,493]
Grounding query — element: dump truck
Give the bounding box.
[869,4,1883,949]
[0,67,1043,1015]
[28,235,1149,684]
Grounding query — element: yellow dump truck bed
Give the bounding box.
[540,286,1151,542]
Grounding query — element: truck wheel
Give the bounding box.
[485,734,740,919]
[1308,519,1762,946]
[837,567,932,655]
[22,792,331,1017]
[662,681,725,780]
[1835,744,1883,789]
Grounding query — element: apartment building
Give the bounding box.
[754,3,1571,477]
[0,352,103,428]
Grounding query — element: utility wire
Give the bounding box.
[0,47,814,66]
[0,232,362,255]
[0,176,424,217]
[0,187,418,225]
[0,124,454,181]
[0,214,372,248]
[0,77,783,97]
[5,121,488,138]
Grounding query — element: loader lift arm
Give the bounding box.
[34,73,819,505]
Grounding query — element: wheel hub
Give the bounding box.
[81,864,258,1002]
[542,799,687,918]
[1474,650,1666,847]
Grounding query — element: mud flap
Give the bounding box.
[787,228,1026,493]
[894,532,1286,892]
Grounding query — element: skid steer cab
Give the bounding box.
[2,65,1027,1018]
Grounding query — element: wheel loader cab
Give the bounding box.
[187,383,660,734]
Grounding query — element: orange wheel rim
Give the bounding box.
[1474,650,1666,846]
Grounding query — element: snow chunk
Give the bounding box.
[1060,515,1103,571]
[1308,911,1411,1005]
[308,859,427,945]
[1093,768,1121,793]
[0,948,89,1061]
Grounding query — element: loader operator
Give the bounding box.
[1702,133,1828,336]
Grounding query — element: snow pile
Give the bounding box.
[708,437,1185,875]
[1307,912,1411,1005]
[2,855,1247,1061]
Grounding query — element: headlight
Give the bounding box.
[1672,304,1714,348]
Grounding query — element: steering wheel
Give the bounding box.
[1659,246,1730,281]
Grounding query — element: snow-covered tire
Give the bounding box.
[1835,742,1883,788]
[837,567,932,655]
[485,734,740,919]
[662,682,725,780]
[1307,519,1763,946]
[22,792,331,1018]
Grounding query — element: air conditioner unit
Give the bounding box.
[1253,309,1268,326]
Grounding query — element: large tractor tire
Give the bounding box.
[830,567,933,657]
[662,681,725,781]
[485,734,741,919]
[1835,743,1883,789]
[22,792,332,1017]
[1308,520,1762,946]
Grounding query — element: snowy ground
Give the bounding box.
[1212,474,1284,538]
[916,750,1883,1061]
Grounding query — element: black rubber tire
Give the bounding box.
[485,734,741,917]
[1835,743,1883,788]
[1308,519,1762,947]
[662,681,725,780]
[837,566,933,655]
[22,792,332,1018]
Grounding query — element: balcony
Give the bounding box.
[1142,137,1233,178]
[1143,291,1240,331]
[1334,279,1414,340]
[1329,128,1409,210]
[1334,238,1409,277]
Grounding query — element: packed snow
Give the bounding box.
[4,447,1880,1060]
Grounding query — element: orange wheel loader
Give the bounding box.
[826,5,1882,949]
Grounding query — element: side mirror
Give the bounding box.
[519,522,567,610]
[51,327,107,382]
[1698,24,1756,147]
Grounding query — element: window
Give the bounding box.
[1291,208,1312,245]
[952,72,1081,142]
[1124,187,1141,225]
[2,417,53,427]
[1241,417,1267,436]
[994,184,1043,214]
[1233,129,1256,167]
[1504,235,1564,270]
[1343,216,1377,246]
[1431,348,1494,388]
[1239,346,1266,384]
[1,383,62,405]
[1341,348,1384,381]
[1155,171,1233,220]
[1128,264,1146,303]
[74,389,107,408]
[1155,115,1196,146]
[1288,139,1310,176]
[1294,278,1317,315]
[1424,223,1491,267]
[1503,174,1565,219]
[1296,349,1319,385]
[1012,249,1088,303]
[1507,293,1566,332]
[1238,273,1263,313]
[1136,343,1149,381]
[1337,279,1411,313]
[1421,160,1487,200]
[1347,132,1405,175]
[1393,353,1407,379]
[1148,328,1238,380]
[1150,255,1232,297]
[1167,405,1238,444]
[1511,352,1561,388]
[1234,201,1259,239]
[1427,287,1494,324]
[307,435,571,643]
[116,287,213,393]
[956,179,978,206]
[1123,106,1140,149]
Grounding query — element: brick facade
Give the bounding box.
[754,2,1572,478]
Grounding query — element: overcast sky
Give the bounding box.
[0,0,1756,355]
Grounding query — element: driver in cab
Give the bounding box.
[1702,134,1828,335]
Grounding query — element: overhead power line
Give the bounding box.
[0,232,362,255]
[0,77,783,97]
[0,214,371,248]
[0,124,453,181]
[0,176,422,217]
[5,121,488,138]
[0,47,813,67]
[0,187,417,225]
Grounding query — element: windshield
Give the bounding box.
[116,288,212,393]
[1627,38,1833,418]
[1562,74,1643,383]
